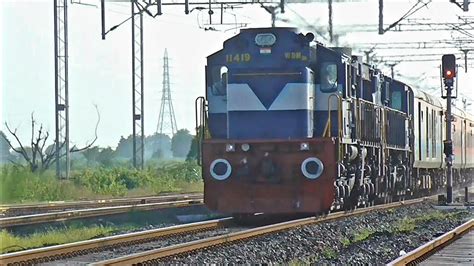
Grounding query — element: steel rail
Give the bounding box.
[0,199,203,228]
[92,198,428,265]
[0,217,232,265]
[0,193,202,214]
[388,218,474,266]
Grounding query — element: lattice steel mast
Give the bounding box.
[132,1,145,169]
[54,0,70,179]
[156,49,177,137]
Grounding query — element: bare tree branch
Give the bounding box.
[4,105,101,173]
[4,122,31,163]
[70,104,100,152]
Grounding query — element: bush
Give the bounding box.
[0,166,78,203]
[155,161,201,182]
[0,161,203,204]
[73,168,128,196]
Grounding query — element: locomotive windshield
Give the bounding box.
[320,62,338,92]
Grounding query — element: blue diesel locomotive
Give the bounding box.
[196,27,473,215]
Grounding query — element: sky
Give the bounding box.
[1,0,474,148]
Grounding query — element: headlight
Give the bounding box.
[300,142,309,151]
[241,143,250,152]
[226,143,235,152]
[210,159,232,180]
[255,33,276,46]
[301,157,324,180]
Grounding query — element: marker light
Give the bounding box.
[300,142,310,151]
[226,144,235,152]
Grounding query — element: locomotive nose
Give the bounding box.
[261,152,277,180]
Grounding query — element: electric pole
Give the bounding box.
[131,1,145,169]
[54,0,70,179]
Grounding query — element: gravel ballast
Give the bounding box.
[44,226,249,265]
[162,202,472,264]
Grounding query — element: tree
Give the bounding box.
[115,135,133,159]
[171,129,193,158]
[186,127,202,162]
[0,131,13,164]
[146,133,171,160]
[3,108,99,173]
[97,147,115,167]
[81,146,101,167]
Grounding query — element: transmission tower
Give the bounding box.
[156,49,178,137]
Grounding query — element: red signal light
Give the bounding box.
[442,54,456,79]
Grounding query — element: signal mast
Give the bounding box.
[441,54,456,204]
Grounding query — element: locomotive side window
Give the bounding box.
[391,91,402,110]
[210,66,228,96]
[320,62,338,92]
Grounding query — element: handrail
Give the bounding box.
[323,93,343,139]
[194,96,206,166]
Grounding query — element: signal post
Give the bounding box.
[441,54,456,204]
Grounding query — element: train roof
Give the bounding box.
[411,86,474,119]
[411,86,443,107]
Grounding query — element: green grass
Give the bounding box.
[340,237,351,247]
[321,247,338,260]
[392,211,463,234]
[340,228,376,247]
[0,162,203,204]
[353,228,374,242]
[0,226,118,254]
[340,210,468,249]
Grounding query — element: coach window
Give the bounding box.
[211,66,228,96]
[320,62,338,92]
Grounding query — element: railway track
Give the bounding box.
[0,217,234,265]
[388,218,474,265]
[91,198,432,265]
[0,193,202,217]
[1,198,426,265]
[0,195,203,228]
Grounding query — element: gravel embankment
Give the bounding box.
[161,202,472,264]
